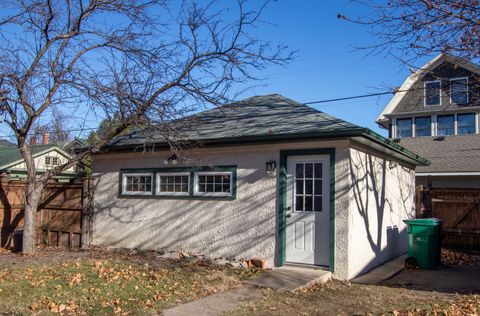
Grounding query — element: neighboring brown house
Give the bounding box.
[377,54,480,188]
[377,54,480,248]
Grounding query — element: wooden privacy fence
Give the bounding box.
[0,175,94,249]
[416,186,480,249]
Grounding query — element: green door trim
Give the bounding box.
[278,148,336,272]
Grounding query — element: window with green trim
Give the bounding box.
[119,166,236,199]
[157,172,190,196]
[194,171,233,197]
[122,173,153,195]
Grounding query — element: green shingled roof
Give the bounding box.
[104,94,429,166]
[0,144,56,170]
[108,94,362,147]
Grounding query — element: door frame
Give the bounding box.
[278,148,336,272]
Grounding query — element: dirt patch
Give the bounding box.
[228,279,479,316]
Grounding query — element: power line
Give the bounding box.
[304,91,393,105]
[0,84,471,138]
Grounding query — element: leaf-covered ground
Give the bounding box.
[0,249,261,315]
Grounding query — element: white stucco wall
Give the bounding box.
[91,140,416,279]
[92,140,351,270]
[347,146,416,279]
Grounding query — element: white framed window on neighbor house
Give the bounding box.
[457,113,476,135]
[156,172,190,196]
[437,114,455,136]
[450,77,469,104]
[194,171,233,197]
[425,80,441,106]
[45,156,61,166]
[121,173,153,195]
[396,118,413,138]
[414,116,432,137]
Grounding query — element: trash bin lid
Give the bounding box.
[403,218,443,226]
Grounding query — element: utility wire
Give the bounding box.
[304,91,393,105]
[0,84,469,138]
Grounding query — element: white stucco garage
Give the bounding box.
[91,94,428,280]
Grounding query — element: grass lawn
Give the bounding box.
[0,249,261,315]
[228,280,480,316]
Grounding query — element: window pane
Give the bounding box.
[415,116,431,137]
[206,183,214,192]
[457,113,475,135]
[314,180,322,195]
[222,184,230,192]
[198,175,206,184]
[296,180,303,194]
[314,196,323,212]
[214,175,223,183]
[296,163,304,178]
[425,81,441,106]
[451,78,468,104]
[295,196,303,211]
[305,163,313,178]
[214,184,222,192]
[304,196,312,212]
[397,118,412,138]
[174,184,182,192]
[198,183,206,192]
[437,115,454,136]
[305,180,313,195]
[159,183,167,192]
[314,163,322,179]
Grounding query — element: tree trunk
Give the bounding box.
[22,181,44,253]
[18,140,44,253]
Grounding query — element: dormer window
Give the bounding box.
[415,116,431,137]
[457,113,475,135]
[425,80,441,106]
[450,77,469,104]
[396,118,412,137]
[437,115,455,136]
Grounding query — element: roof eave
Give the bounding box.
[96,128,429,166]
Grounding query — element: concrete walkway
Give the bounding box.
[243,266,332,292]
[162,286,262,316]
[352,254,407,284]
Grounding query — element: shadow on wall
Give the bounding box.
[349,151,414,276]
[90,170,279,265]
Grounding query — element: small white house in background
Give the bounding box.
[0,144,76,181]
[91,94,428,280]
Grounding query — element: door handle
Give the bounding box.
[286,213,291,218]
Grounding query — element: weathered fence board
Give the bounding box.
[0,175,93,249]
[416,185,480,249]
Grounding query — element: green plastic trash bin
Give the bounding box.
[403,218,442,269]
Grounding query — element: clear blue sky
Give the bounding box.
[0,1,434,140]
[233,1,432,136]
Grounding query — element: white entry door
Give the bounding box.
[286,155,330,266]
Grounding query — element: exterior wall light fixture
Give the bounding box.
[163,154,178,165]
[266,161,276,172]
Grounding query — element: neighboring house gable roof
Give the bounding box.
[0,144,72,170]
[103,94,429,166]
[396,135,480,174]
[376,54,480,126]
